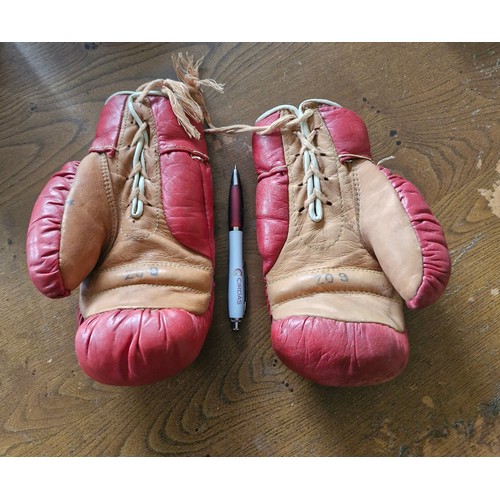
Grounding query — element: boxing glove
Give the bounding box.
[26,67,216,386]
[252,100,451,386]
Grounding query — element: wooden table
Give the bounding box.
[0,42,498,457]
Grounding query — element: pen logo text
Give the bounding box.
[233,268,244,305]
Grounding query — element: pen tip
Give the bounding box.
[231,166,240,185]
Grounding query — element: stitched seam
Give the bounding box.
[53,166,77,292]
[58,181,73,281]
[266,266,386,284]
[352,165,362,237]
[89,283,211,296]
[318,110,344,247]
[148,97,162,230]
[115,104,129,169]
[198,161,214,262]
[99,261,213,273]
[119,222,160,241]
[352,163,372,250]
[379,167,425,298]
[272,290,401,307]
[98,153,118,255]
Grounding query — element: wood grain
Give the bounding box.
[0,42,498,456]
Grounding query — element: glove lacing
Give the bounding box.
[206,99,341,223]
[106,54,224,219]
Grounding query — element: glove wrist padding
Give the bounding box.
[253,104,451,386]
[27,91,215,386]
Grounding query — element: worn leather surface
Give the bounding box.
[253,102,451,386]
[26,93,214,386]
[27,161,79,298]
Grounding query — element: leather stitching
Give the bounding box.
[57,172,75,281]
[99,261,213,273]
[98,153,118,256]
[378,167,425,301]
[272,290,401,306]
[115,104,129,169]
[87,283,211,296]
[352,165,362,234]
[352,162,373,251]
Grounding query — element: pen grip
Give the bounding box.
[229,184,243,229]
[228,230,245,319]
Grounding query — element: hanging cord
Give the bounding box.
[105,54,224,219]
[133,53,224,139]
[204,108,314,136]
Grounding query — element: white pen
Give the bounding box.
[228,166,246,331]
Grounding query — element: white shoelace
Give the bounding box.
[255,99,342,222]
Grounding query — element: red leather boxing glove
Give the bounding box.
[26,68,216,386]
[252,100,451,386]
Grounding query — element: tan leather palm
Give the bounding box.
[27,60,218,385]
[60,98,213,319]
[253,101,451,386]
[265,110,407,331]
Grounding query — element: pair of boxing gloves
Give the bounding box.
[26,75,451,387]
